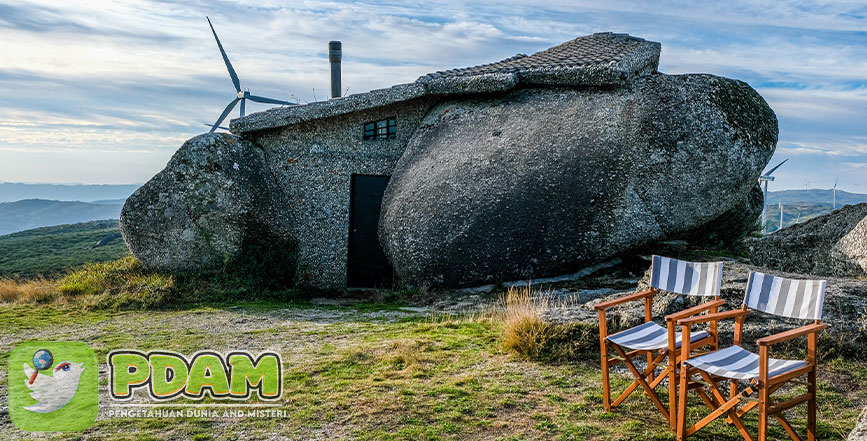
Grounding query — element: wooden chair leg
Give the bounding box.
[601,341,611,411]
[669,353,678,432]
[775,414,803,441]
[758,383,769,441]
[613,345,670,421]
[677,366,690,440]
[807,368,817,441]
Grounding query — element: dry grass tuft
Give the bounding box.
[500,284,597,362]
[501,284,552,360]
[0,277,56,304]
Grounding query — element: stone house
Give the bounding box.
[226,33,662,289]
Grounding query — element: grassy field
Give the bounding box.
[0,281,864,439]
[0,250,864,440]
[0,220,128,278]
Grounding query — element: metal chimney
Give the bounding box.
[329,41,342,99]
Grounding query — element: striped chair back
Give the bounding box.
[744,272,827,320]
[650,255,723,296]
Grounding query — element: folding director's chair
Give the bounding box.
[594,255,726,431]
[675,271,828,441]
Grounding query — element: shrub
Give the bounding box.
[56,255,174,309]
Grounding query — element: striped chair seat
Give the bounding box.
[607,322,710,351]
[684,346,807,380]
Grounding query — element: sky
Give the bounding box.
[0,1,865,193]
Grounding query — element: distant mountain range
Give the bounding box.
[0,182,139,203]
[766,189,867,206]
[0,199,123,235]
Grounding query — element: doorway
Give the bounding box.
[347,174,393,288]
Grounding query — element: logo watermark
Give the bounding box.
[107,350,283,402]
[9,341,99,431]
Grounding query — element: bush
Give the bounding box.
[56,255,174,309]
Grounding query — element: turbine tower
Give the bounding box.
[833,178,839,209]
[206,17,297,133]
[758,159,788,234]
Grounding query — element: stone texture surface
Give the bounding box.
[851,409,867,441]
[748,203,867,278]
[380,73,778,287]
[681,183,764,248]
[120,133,296,273]
[253,98,437,288]
[610,259,867,353]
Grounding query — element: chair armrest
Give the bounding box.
[593,288,655,311]
[665,299,726,322]
[677,308,749,326]
[756,323,828,347]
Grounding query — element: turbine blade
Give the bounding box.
[240,97,245,117]
[207,16,241,92]
[210,98,239,133]
[247,95,296,106]
[202,123,230,131]
[763,158,789,176]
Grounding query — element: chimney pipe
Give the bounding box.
[329,41,342,99]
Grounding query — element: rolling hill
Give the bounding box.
[0,182,138,203]
[766,189,867,206]
[0,199,124,235]
[0,220,129,278]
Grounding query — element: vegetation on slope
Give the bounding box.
[0,220,128,278]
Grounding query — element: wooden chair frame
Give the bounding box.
[675,305,827,441]
[595,287,724,431]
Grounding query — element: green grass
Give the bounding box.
[0,302,864,440]
[0,220,128,278]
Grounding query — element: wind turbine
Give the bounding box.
[833,178,839,209]
[759,158,788,234]
[206,17,296,133]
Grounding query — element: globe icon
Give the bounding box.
[32,349,53,370]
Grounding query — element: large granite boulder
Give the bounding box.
[120,133,296,276]
[380,73,777,287]
[748,203,867,278]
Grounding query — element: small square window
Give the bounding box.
[363,122,376,140]
[363,118,397,140]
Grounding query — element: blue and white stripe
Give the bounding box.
[744,272,827,320]
[684,346,808,380]
[650,255,723,296]
[607,322,710,351]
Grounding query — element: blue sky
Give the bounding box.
[0,1,865,193]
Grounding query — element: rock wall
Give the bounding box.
[251,98,437,288]
[379,74,777,287]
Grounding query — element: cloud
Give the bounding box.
[0,0,865,187]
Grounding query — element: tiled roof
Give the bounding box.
[232,33,660,133]
[421,33,657,81]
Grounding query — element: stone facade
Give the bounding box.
[248,97,438,288]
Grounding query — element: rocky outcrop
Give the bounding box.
[379,74,778,287]
[120,133,296,276]
[748,203,867,278]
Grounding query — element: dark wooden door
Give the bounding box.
[347,175,393,288]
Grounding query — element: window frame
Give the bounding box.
[363,117,396,141]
